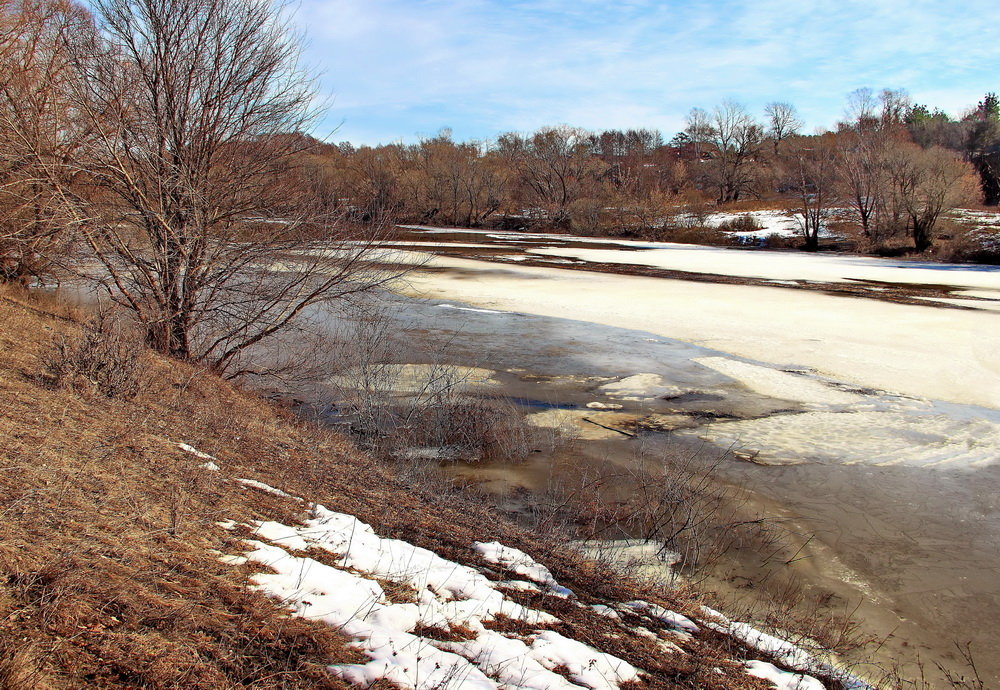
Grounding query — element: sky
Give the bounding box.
[293,0,1000,146]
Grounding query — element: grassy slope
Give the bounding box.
[0,286,775,689]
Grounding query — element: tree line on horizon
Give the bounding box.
[306,89,998,254]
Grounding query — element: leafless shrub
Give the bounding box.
[656,223,737,246]
[934,228,1000,264]
[524,444,781,579]
[323,296,535,464]
[761,232,799,249]
[936,643,986,690]
[715,213,762,233]
[43,310,146,399]
[397,396,530,463]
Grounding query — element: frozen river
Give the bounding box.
[357,227,1000,683]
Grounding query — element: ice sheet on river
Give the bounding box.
[686,407,1000,468]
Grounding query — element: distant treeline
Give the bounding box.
[297,89,998,253]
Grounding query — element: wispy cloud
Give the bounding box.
[293,0,1000,144]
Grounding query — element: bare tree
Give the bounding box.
[845,87,879,132]
[682,107,713,161]
[764,101,802,154]
[0,0,91,283]
[498,126,603,227]
[39,0,397,374]
[682,101,764,204]
[886,144,978,251]
[837,90,914,246]
[837,129,886,241]
[406,133,505,227]
[782,134,839,251]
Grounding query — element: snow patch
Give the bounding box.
[701,607,872,690]
[623,601,699,635]
[177,442,215,460]
[528,630,640,690]
[474,541,573,597]
[745,660,825,690]
[221,502,648,689]
[586,401,623,410]
[235,478,298,499]
[599,374,686,401]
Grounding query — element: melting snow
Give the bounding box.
[689,408,1000,468]
[234,478,298,499]
[216,478,861,690]
[474,541,574,597]
[598,374,686,401]
[177,442,215,460]
[623,601,699,635]
[702,607,872,690]
[219,504,652,689]
[745,660,825,690]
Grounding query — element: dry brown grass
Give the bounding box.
[0,284,803,689]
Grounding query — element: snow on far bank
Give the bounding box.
[694,209,840,240]
[398,223,1000,298]
[949,208,1000,229]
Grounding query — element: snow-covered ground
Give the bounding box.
[949,208,1000,229]
[214,477,849,690]
[684,209,843,240]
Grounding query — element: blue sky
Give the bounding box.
[293,0,1000,145]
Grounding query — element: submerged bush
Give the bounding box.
[398,397,530,462]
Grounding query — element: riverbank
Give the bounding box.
[1,284,847,690]
[360,229,1000,685]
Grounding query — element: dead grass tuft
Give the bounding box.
[0,641,54,690]
[42,309,148,399]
